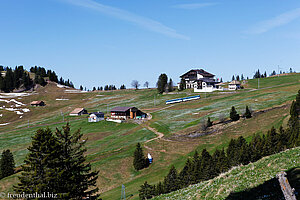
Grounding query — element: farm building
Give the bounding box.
[110,107,146,120]
[180,69,223,92]
[69,108,88,116]
[88,112,105,122]
[228,80,241,90]
[30,101,45,106]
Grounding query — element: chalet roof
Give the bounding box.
[229,80,241,85]
[110,106,135,112]
[180,69,215,78]
[70,108,86,114]
[89,112,104,117]
[30,101,44,105]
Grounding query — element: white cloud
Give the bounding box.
[61,0,189,40]
[172,3,218,10]
[246,7,300,34]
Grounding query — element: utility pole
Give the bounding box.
[121,184,126,200]
[258,78,259,89]
[28,120,29,128]
[154,94,156,106]
[277,171,296,200]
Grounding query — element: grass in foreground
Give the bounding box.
[153,147,300,200]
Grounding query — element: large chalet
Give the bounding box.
[180,69,223,92]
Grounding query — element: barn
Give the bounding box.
[30,101,45,106]
[69,108,88,116]
[88,112,105,122]
[110,107,146,120]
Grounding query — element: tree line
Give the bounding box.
[0,65,74,92]
[139,90,300,199]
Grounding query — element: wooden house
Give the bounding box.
[228,80,241,90]
[110,107,146,120]
[88,112,104,122]
[30,101,45,106]
[69,108,88,116]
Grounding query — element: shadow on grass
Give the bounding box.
[225,167,300,200]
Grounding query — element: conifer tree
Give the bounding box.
[230,106,240,121]
[157,74,168,94]
[244,105,252,118]
[0,149,15,179]
[15,126,100,199]
[163,165,179,193]
[155,181,164,195]
[179,78,186,91]
[178,159,193,187]
[54,124,100,199]
[232,75,235,81]
[207,117,213,127]
[139,181,155,200]
[199,149,216,180]
[14,128,61,194]
[168,78,174,92]
[133,143,146,171]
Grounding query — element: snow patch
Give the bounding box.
[16,111,23,115]
[0,93,31,98]
[56,98,69,101]
[65,90,87,93]
[22,108,30,112]
[57,84,70,88]
[0,123,9,126]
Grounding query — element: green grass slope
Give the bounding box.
[0,73,299,199]
[153,147,300,200]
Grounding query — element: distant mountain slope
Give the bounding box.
[153,147,300,200]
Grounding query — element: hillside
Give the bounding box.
[0,73,299,199]
[152,147,300,200]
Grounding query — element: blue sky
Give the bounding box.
[0,0,300,89]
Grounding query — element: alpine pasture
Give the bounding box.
[0,73,299,199]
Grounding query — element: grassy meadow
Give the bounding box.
[0,73,299,199]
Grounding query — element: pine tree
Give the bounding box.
[15,125,100,199]
[80,85,83,90]
[168,78,174,92]
[199,149,216,180]
[179,78,186,91]
[178,159,193,187]
[163,165,179,193]
[207,117,213,127]
[139,181,155,200]
[244,105,252,118]
[157,74,168,94]
[230,106,240,121]
[232,75,235,81]
[0,149,15,179]
[133,143,146,170]
[155,181,164,195]
[54,124,100,199]
[14,128,61,194]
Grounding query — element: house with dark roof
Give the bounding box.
[180,69,223,92]
[69,108,88,116]
[110,106,146,120]
[228,80,241,90]
[30,101,45,106]
[88,112,104,122]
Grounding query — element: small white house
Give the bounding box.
[228,80,241,90]
[88,112,104,122]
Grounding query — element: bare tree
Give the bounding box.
[144,81,149,89]
[131,80,140,90]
